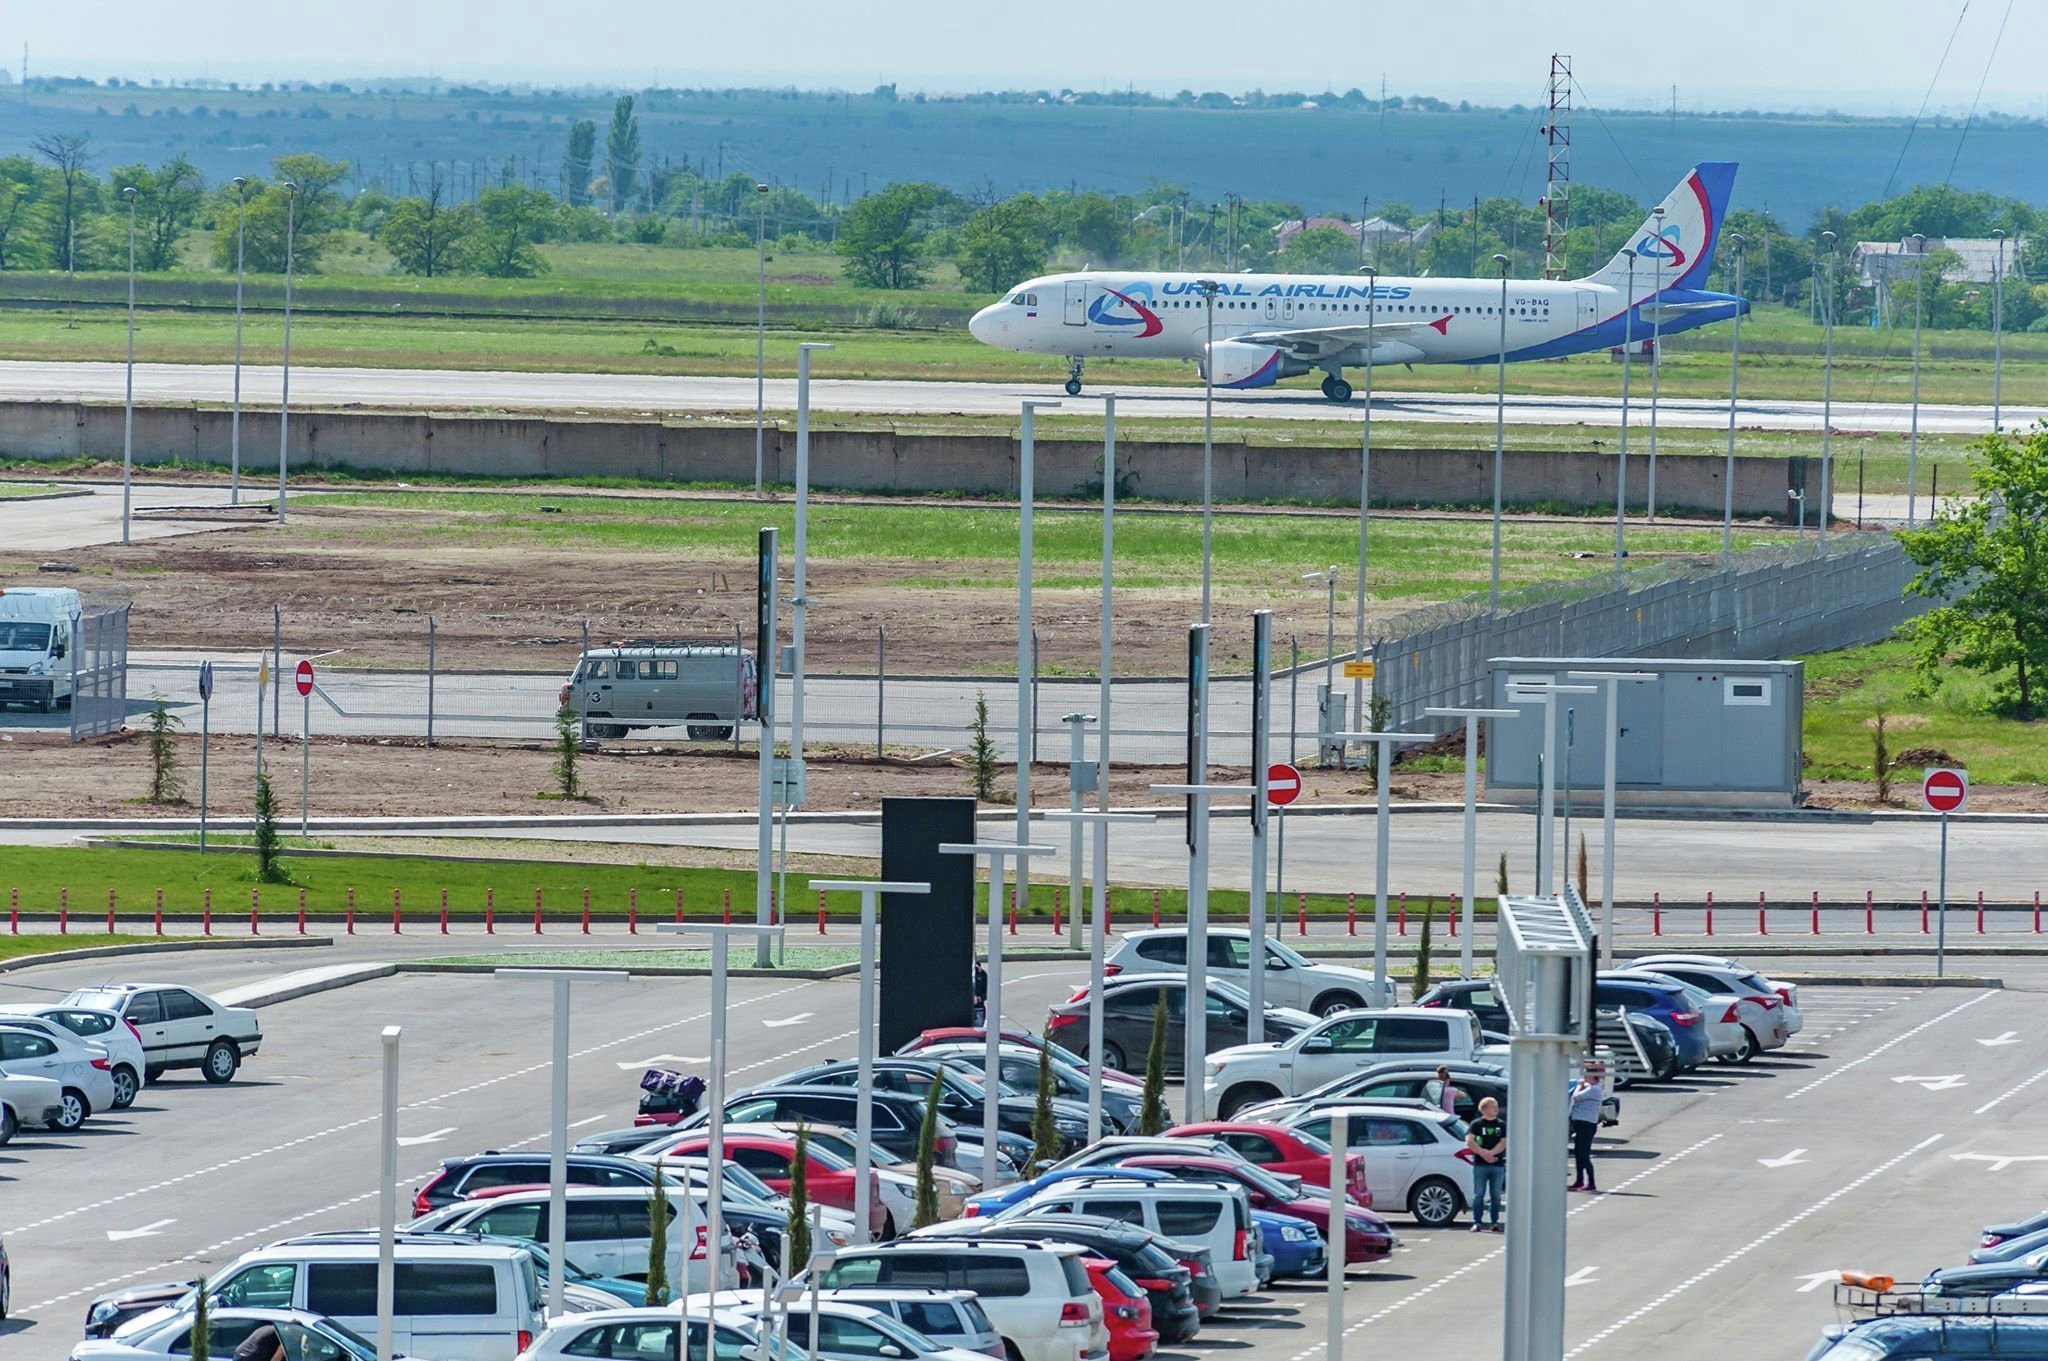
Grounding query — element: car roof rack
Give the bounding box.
[1837,1283,2048,1317]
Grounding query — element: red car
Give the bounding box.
[1116,1155,1396,1265]
[896,1026,1143,1087]
[650,1131,884,1239]
[1087,1257,1157,1361]
[1166,1121,1372,1207]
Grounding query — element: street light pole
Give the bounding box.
[1199,279,1219,623]
[784,340,832,963]
[754,182,770,496]
[230,176,248,505]
[1302,567,1338,699]
[120,185,137,547]
[277,180,298,527]
[1615,250,1636,574]
[1333,729,1431,993]
[1356,266,1377,723]
[376,1025,401,1361]
[1721,234,1745,559]
[1567,670,1657,969]
[1991,228,2006,430]
[1426,706,1519,978]
[1819,232,1837,548]
[1020,399,1061,822]
[1646,206,1665,522]
[1908,232,1926,527]
[1041,810,1156,1142]
[1489,253,1509,607]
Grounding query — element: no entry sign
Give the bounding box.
[295,659,315,697]
[1266,763,1303,807]
[1921,767,1968,814]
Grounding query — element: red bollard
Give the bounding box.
[581,887,591,935]
[629,887,639,935]
[346,886,357,935]
[1811,890,1820,936]
[1652,891,1662,936]
[1704,891,1714,937]
[2036,890,2042,935]
[1921,890,1930,934]
[1866,889,1874,935]
[818,888,828,937]
[297,887,307,935]
[1977,890,1985,935]
[108,888,117,935]
[486,887,496,934]
[722,888,732,925]
[534,887,543,935]
[1758,891,1768,936]
[1298,891,1308,936]
[1448,907,1457,938]
[392,888,402,935]
[10,886,19,935]
[200,889,210,937]
[1399,892,1408,937]
[439,888,449,935]
[60,886,69,935]
[154,887,164,936]
[250,887,260,936]
[674,887,684,925]
[1347,892,1356,937]
[1008,888,1018,936]
[1151,891,1161,929]
[1052,890,1062,938]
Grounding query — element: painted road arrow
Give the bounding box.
[395,1127,458,1147]
[763,1013,816,1029]
[107,1218,177,1242]
[1951,1153,2048,1172]
[1892,1074,1969,1091]
[616,1054,706,1071]
[1563,1267,1600,1287]
[1758,1149,1810,1168]
[1979,1032,2021,1047]
[1795,1271,1843,1294]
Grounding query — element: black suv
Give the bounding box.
[776,1058,1093,1157]
[412,1151,658,1216]
[692,1086,962,1166]
[1412,978,1511,1032]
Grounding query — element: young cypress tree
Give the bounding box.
[1138,994,1170,1135]
[1028,1043,1062,1172]
[786,1123,814,1270]
[643,1159,672,1306]
[912,1079,944,1229]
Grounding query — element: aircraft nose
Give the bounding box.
[969,303,1002,343]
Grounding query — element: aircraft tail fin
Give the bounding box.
[1584,162,1737,293]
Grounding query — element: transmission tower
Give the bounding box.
[1539,54,1572,279]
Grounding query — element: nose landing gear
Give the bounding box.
[1320,373,1355,402]
[1065,357,1085,397]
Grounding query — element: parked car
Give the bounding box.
[69,1308,387,1361]
[1589,980,1709,1070]
[1984,1210,2048,1250]
[105,1240,542,1361]
[413,1152,671,1216]
[650,1120,975,1228]
[0,1019,118,1130]
[566,641,758,741]
[1973,1226,2048,1265]
[59,983,262,1084]
[1611,1010,1683,1084]
[993,1176,1261,1300]
[1630,953,1804,1034]
[754,1298,997,1361]
[693,1086,963,1167]
[1164,1121,1370,1204]
[798,1289,1007,1360]
[0,1070,68,1142]
[1412,979,1510,1032]
[570,1124,674,1157]
[1603,969,1775,1062]
[896,1028,1141,1088]
[774,1057,1092,1159]
[1201,1006,1499,1119]
[1085,1259,1158,1361]
[913,1042,1145,1134]
[405,1184,738,1292]
[1283,1104,1475,1229]
[0,1004,146,1108]
[810,1238,1110,1361]
[911,1215,1202,1345]
[516,1305,781,1361]
[1926,1250,2048,1297]
[1046,978,1315,1075]
[1115,1156,1396,1264]
[1805,1316,2048,1359]
[1103,928,1393,1015]
[623,1128,884,1238]
[272,1230,645,1313]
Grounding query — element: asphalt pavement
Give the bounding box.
[0,485,287,553]
[1,934,2040,1361]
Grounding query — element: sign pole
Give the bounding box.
[198,662,214,854]
[1936,810,1948,978]
[1043,810,1157,1145]
[1920,767,1967,979]
[1428,706,1520,979]
[1249,611,1272,1042]
[296,659,315,837]
[757,527,780,962]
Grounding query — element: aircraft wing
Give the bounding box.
[1234,321,1445,361]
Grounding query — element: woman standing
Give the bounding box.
[1568,1064,1605,1193]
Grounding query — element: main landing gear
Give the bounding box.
[1320,374,1354,402]
[1065,357,1084,397]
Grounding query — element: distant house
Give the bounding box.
[1272,214,1437,266]
[1273,215,1363,249]
[1852,236,2025,288]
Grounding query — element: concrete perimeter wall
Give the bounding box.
[0,400,1820,518]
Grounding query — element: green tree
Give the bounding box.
[252,771,287,884]
[786,1123,813,1270]
[1411,901,1433,999]
[190,1277,210,1361]
[381,193,476,277]
[553,703,582,798]
[643,1159,672,1305]
[1278,225,1360,274]
[1028,1043,1062,1172]
[1496,851,1509,898]
[1138,994,1169,1134]
[145,698,182,803]
[1898,427,2048,716]
[1870,711,1893,805]
[210,155,349,274]
[0,155,50,269]
[838,182,944,290]
[912,1078,944,1229]
[470,187,557,278]
[1059,191,1127,265]
[968,691,999,801]
[562,120,597,207]
[30,131,94,270]
[109,155,202,271]
[958,196,1049,294]
[605,96,642,213]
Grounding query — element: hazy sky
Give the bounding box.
[10,0,2040,116]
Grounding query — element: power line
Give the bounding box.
[1945,0,2015,186]
[1883,0,1970,199]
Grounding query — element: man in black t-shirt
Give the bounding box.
[1466,1095,1507,1232]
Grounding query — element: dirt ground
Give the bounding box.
[9,729,2045,819]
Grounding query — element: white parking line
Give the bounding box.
[1783,993,1994,1101]
[1563,1135,1943,1356]
[1973,1066,2048,1117]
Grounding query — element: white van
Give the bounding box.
[998,1175,1261,1299]
[409,1185,738,1293]
[0,585,78,713]
[565,641,759,740]
[111,1241,543,1361]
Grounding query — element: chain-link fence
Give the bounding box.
[1371,534,1927,731]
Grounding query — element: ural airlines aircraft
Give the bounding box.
[969,162,1744,401]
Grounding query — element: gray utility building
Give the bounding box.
[1483,658,1805,808]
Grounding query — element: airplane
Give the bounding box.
[968,162,1746,402]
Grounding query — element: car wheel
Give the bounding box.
[1219,1083,1282,1119]
[111,1065,140,1109]
[56,1088,91,1132]
[0,1103,17,1147]
[1408,1176,1462,1229]
[202,1040,241,1085]
[1735,1027,1760,1064]
[144,1066,165,1085]
[882,1211,898,1240]
[1312,991,1364,1018]
[1101,1040,1129,1071]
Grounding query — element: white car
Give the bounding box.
[811,1238,1109,1361]
[408,1184,738,1291]
[1201,1007,1499,1120]
[516,1305,775,1361]
[1604,969,1786,1063]
[1630,954,1805,1036]
[68,1307,388,1361]
[993,1175,1261,1299]
[0,1004,147,1108]
[673,1121,979,1228]
[1,1069,71,1140]
[0,1019,119,1130]
[60,983,263,1084]
[1282,1104,1475,1229]
[737,1298,996,1361]
[1105,928,1393,1015]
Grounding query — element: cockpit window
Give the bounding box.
[1009,293,1026,304]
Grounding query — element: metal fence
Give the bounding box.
[1372,534,1928,732]
[68,606,131,743]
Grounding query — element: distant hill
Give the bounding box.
[9,83,2046,225]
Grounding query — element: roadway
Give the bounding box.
[0,485,287,553]
[1,935,2040,1360]
[0,359,2030,434]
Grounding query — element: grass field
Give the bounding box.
[304,490,1784,596]
[0,482,64,498]
[0,933,166,963]
[1800,639,2048,785]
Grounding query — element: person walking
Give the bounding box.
[1466,1095,1507,1232]
[1568,1064,1605,1193]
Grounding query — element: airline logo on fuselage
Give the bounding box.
[1086,283,1163,336]
[1635,224,1687,268]
[1156,279,1415,300]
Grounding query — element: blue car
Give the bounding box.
[1594,980,1710,1070]
[1807,1317,2048,1359]
[965,1164,1177,1217]
[1925,1249,2048,1297]
[1973,1225,2048,1265]
[1983,1209,2048,1250]
[1255,1207,1327,1279]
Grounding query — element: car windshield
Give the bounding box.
[64,989,126,1010]
[1267,939,1310,969]
[869,1315,943,1354]
[718,1162,783,1203]
[1286,1128,1331,1155]
[0,622,52,651]
[1210,980,1256,1009]
[306,1318,381,1361]
[797,1129,860,1164]
[1226,1163,1300,1200]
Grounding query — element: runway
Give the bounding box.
[0,359,2028,434]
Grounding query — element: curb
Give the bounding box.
[393,960,858,981]
[221,961,398,1008]
[1770,974,2002,988]
[0,934,332,974]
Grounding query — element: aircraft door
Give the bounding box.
[1577,290,1601,333]
[1065,279,1089,326]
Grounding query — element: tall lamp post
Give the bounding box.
[1355,266,1378,729]
[754,182,770,496]
[277,180,298,527]
[1646,206,1665,521]
[1198,279,1219,623]
[1039,809,1155,1140]
[230,176,248,505]
[120,185,138,547]
[1907,232,1926,527]
[1819,232,1837,547]
[1991,228,2007,430]
[1721,233,1745,558]
[1566,670,1658,968]
[783,340,832,963]
[1615,249,1636,575]
[1425,705,1519,978]
[376,1025,401,1361]
[1489,253,1509,607]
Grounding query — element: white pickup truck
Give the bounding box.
[1202,1006,1505,1119]
[0,586,79,713]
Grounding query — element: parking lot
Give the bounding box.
[2,940,2043,1360]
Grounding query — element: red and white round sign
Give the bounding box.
[1266,763,1303,807]
[1921,767,1968,814]
[295,659,315,697]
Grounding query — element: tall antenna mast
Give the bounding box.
[1540,54,1572,280]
